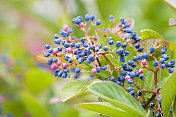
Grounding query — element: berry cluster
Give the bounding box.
[37,14,175,116]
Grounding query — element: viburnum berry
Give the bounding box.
[138,69,143,74]
[141,59,147,65]
[150,103,155,108]
[62,63,68,69]
[150,46,155,53]
[137,90,142,96]
[91,68,97,74]
[153,60,159,66]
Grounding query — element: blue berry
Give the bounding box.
[153,60,159,66]
[139,74,144,80]
[150,46,155,53]
[164,55,169,61]
[159,58,165,64]
[48,48,53,53]
[64,43,70,48]
[95,47,99,52]
[54,38,61,44]
[170,60,175,65]
[86,58,92,63]
[45,44,50,49]
[54,34,59,39]
[121,71,126,76]
[124,51,130,56]
[108,37,113,41]
[109,15,114,21]
[128,86,133,92]
[101,65,107,70]
[95,67,100,73]
[110,76,115,81]
[138,47,143,52]
[67,28,72,33]
[132,56,138,61]
[161,48,166,54]
[163,46,167,51]
[165,62,171,67]
[84,14,89,21]
[44,52,50,57]
[64,68,69,73]
[83,42,88,47]
[121,63,127,68]
[108,40,114,45]
[46,61,52,65]
[150,103,155,108]
[126,28,132,33]
[75,67,81,73]
[52,58,57,63]
[134,43,140,49]
[58,71,63,77]
[81,38,85,43]
[130,72,136,78]
[120,17,125,24]
[159,97,161,104]
[127,60,134,66]
[127,79,133,84]
[103,46,108,51]
[169,68,174,73]
[96,19,101,25]
[54,70,59,76]
[122,43,127,48]
[98,44,102,49]
[140,103,144,108]
[155,113,161,117]
[130,91,135,96]
[68,58,73,63]
[62,72,67,78]
[116,81,121,85]
[116,41,121,47]
[120,76,125,81]
[71,42,75,47]
[137,90,142,96]
[72,36,77,40]
[64,56,69,61]
[89,45,95,50]
[78,58,84,64]
[75,43,81,48]
[143,52,149,59]
[120,56,125,62]
[90,15,95,21]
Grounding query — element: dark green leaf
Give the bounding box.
[161,71,176,117]
[76,102,134,117]
[88,81,146,117]
[60,78,93,102]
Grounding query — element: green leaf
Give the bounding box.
[76,102,134,117]
[146,110,153,117]
[173,97,176,116]
[57,107,79,117]
[140,29,164,40]
[24,68,53,94]
[21,92,51,117]
[139,38,168,59]
[87,81,146,117]
[60,78,93,102]
[2,101,25,117]
[161,71,176,117]
[164,0,176,10]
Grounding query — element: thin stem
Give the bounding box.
[103,54,115,69]
[133,90,156,94]
[143,66,155,72]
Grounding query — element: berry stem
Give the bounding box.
[142,66,155,72]
[133,90,156,93]
[103,54,115,69]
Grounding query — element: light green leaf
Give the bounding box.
[146,110,153,117]
[60,78,93,102]
[164,0,176,10]
[88,81,146,117]
[21,92,51,117]
[57,107,79,117]
[141,29,164,40]
[173,97,176,116]
[161,71,176,117]
[76,102,134,117]
[24,68,53,94]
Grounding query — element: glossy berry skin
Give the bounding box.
[143,52,149,59]
[159,58,165,64]
[121,71,126,76]
[68,58,73,63]
[109,15,114,21]
[138,69,143,74]
[108,40,114,45]
[75,43,81,48]
[103,46,108,51]
[122,43,127,48]
[83,42,88,47]
[115,41,121,47]
[128,86,133,92]
[95,67,100,73]
[44,52,50,57]
[132,56,138,61]
[52,58,57,63]
[169,68,175,73]
[51,64,57,70]
[96,19,101,25]
[155,113,161,117]
[139,74,144,80]
[130,91,135,96]
[161,48,166,54]
[153,60,159,66]
[95,47,99,52]
[63,25,68,31]
[116,81,121,85]
[127,79,133,84]
[108,37,113,41]
[75,67,81,73]
[160,64,165,69]
[150,46,155,53]
[89,45,95,50]
[90,15,95,21]
[130,72,136,78]
[62,72,68,78]
[84,14,89,21]
[110,76,115,81]
[170,60,175,65]
[127,60,134,66]
[138,47,143,52]
[137,90,142,96]
[56,60,62,66]
[141,59,147,65]
[91,68,97,74]
[101,65,107,70]
[62,63,68,69]
[134,43,140,49]
[159,97,161,104]
[48,48,53,53]
[150,103,155,108]
[45,44,50,49]
[67,47,72,53]
[78,58,84,64]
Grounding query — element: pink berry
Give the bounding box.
[51,64,57,70]
[62,63,67,69]
[91,68,97,74]
[53,48,59,53]
[138,69,143,74]
[63,25,68,31]
[141,59,147,65]
[56,60,62,66]
[79,22,84,27]
[125,75,131,81]
[67,47,72,53]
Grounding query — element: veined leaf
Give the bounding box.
[140,29,164,40]
[161,71,176,117]
[87,81,146,117]
[60,78,93,102]
[76,102,134,117]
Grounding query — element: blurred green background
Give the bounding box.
[0,0,175,117]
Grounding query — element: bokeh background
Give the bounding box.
[0,0,175,117]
